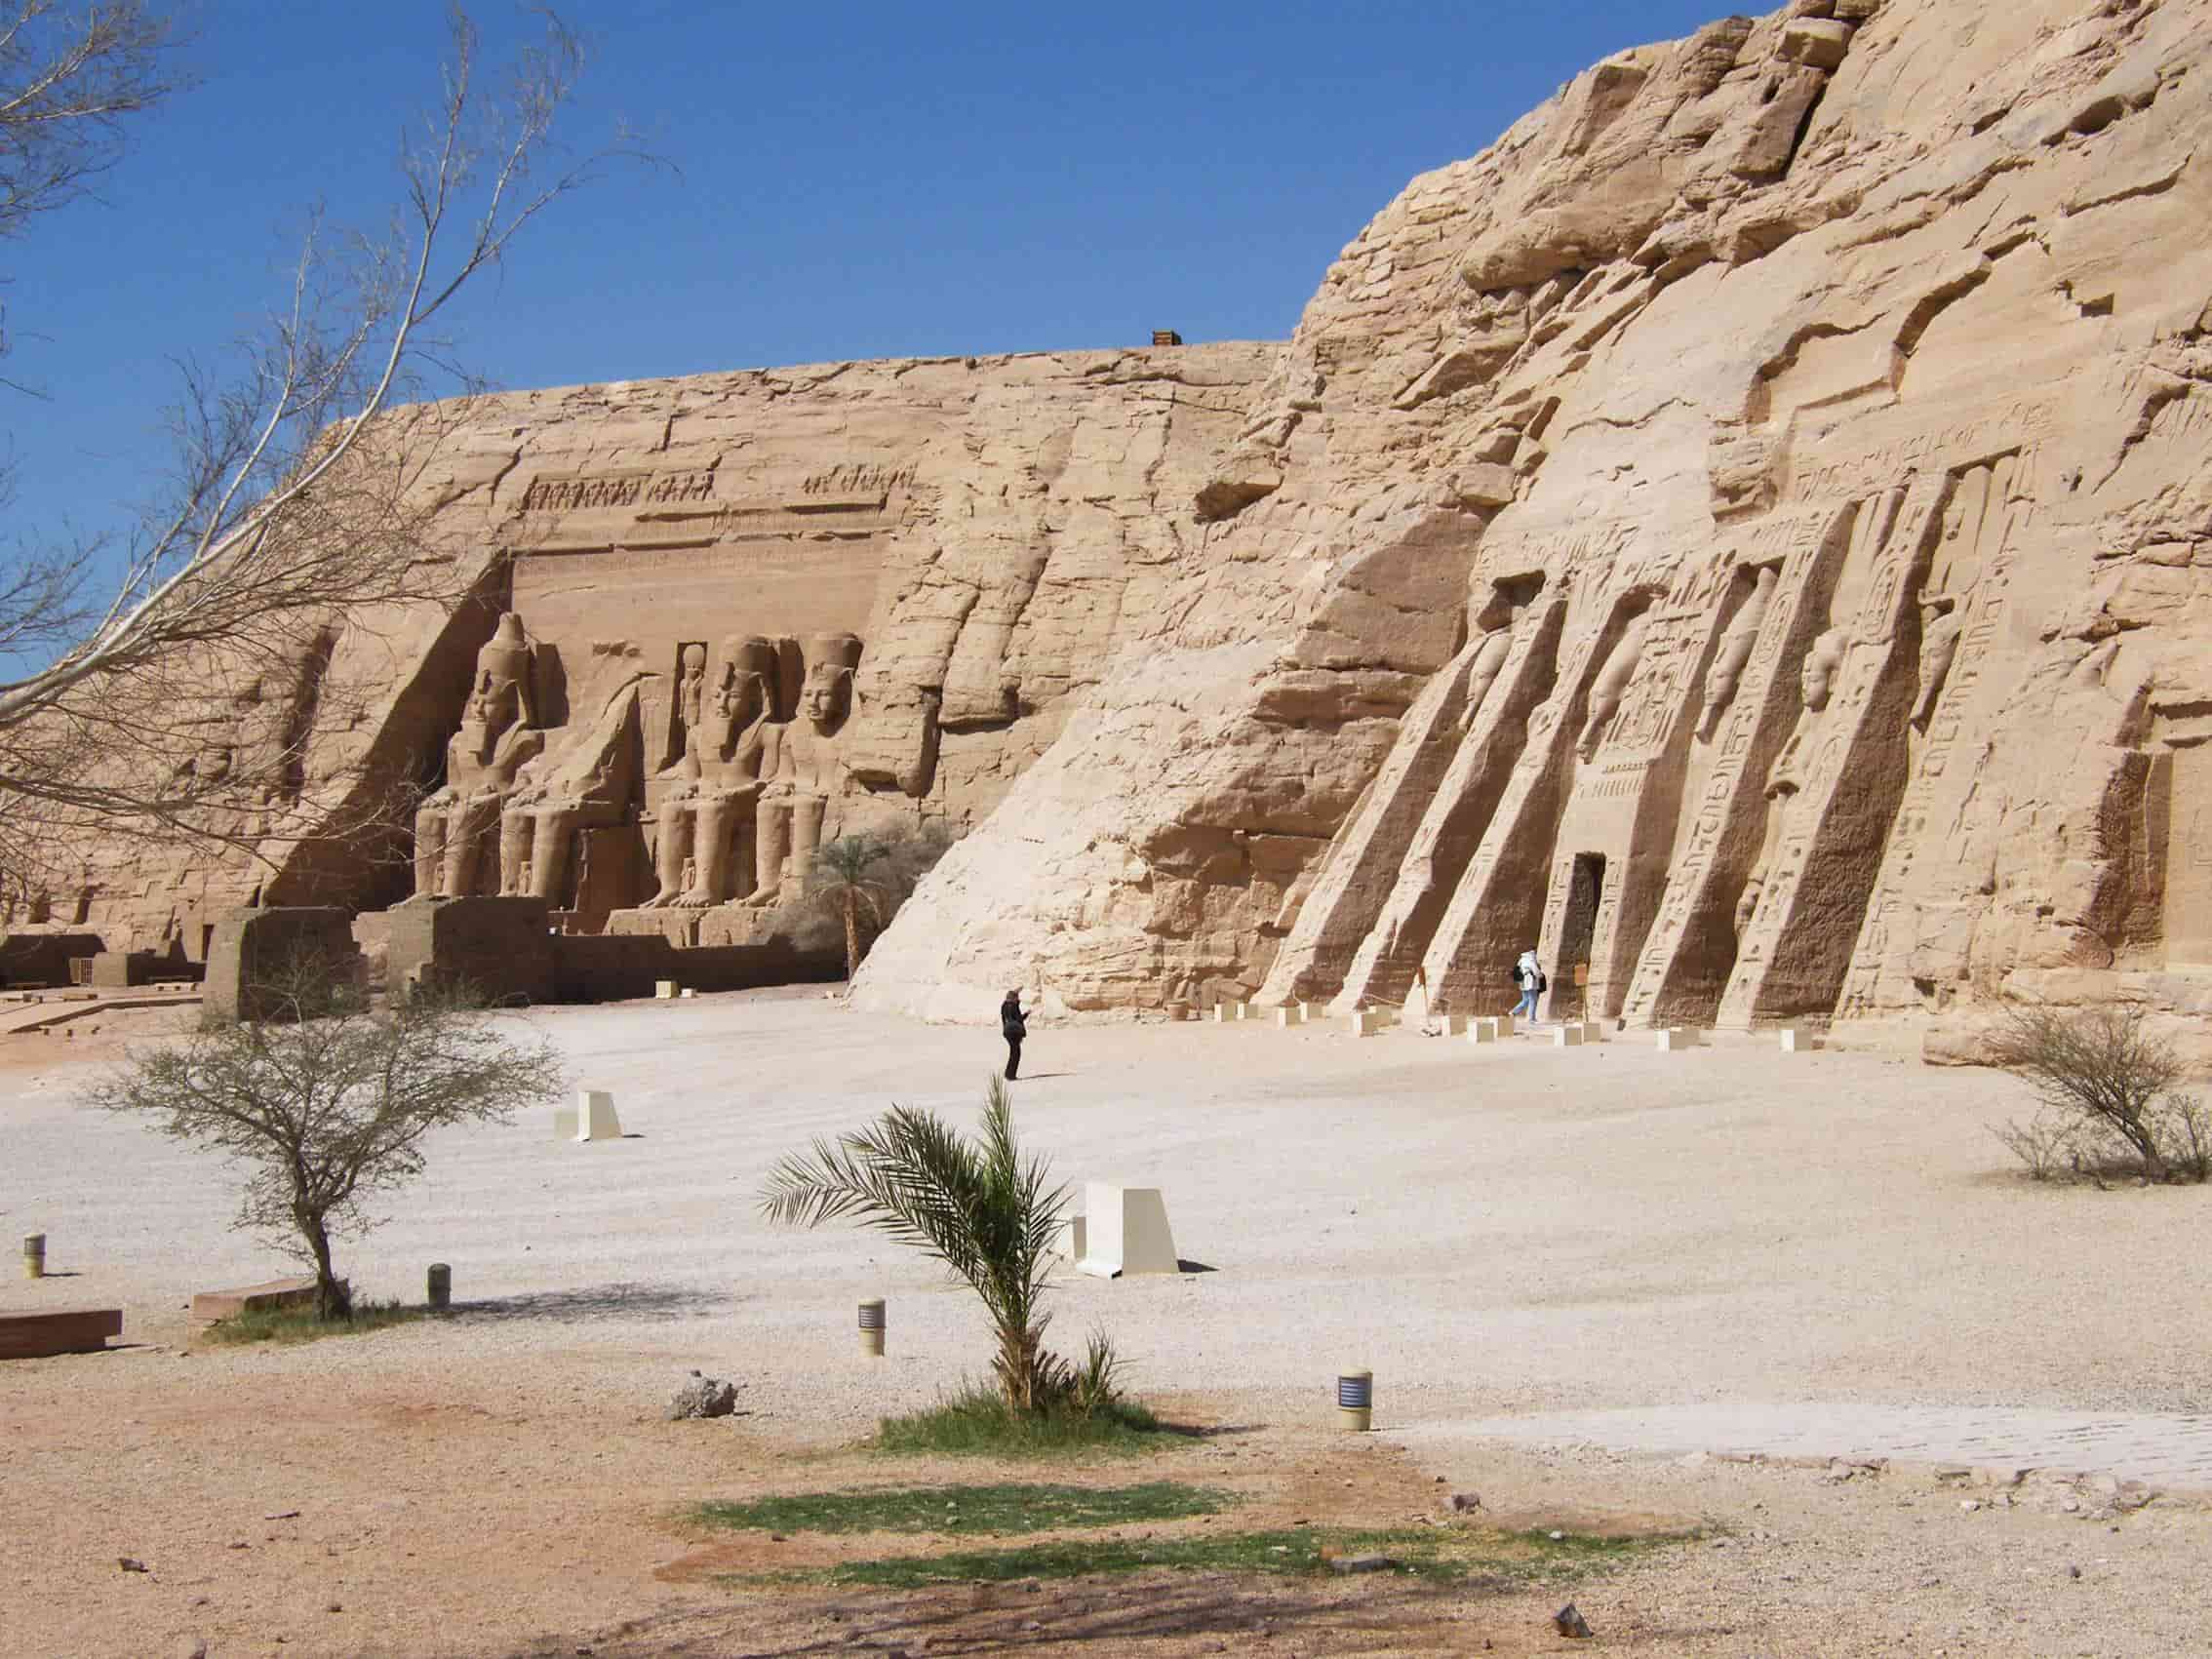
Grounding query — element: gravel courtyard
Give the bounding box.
[5,990,2209,1655]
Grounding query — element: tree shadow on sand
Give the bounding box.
[505,1572,1483,1657]
[451,1281,734,1325]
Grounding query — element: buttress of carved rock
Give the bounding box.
[1533,555,1765,1025]
[414,612,544,901]
[1300,594,1563,1014]
[747,631,864,909]
[1718,477,1951,1027]
[1253,639,1488,1007]
[1419,581,1656,1015]
[644,635,779,909]
[1839,454,2043,1017]
[1611,507,1859,1030]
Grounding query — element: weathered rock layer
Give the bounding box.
[857,0,2212,1032]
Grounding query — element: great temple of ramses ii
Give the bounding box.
[12,0,2212,1044]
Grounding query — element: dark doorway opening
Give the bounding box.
[1555,853,1605,1020]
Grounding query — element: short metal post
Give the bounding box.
[22,1233,46,1280]
[858,1297,886,1357]
[426,1262,452,1311]
[1338,1367,1372,1432]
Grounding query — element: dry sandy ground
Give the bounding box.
[3,991,2209,1656]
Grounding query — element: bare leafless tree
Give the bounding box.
[0,1,181,354]
[86,947,567,1320]
[0,6,643,908]
[1989,1004,2211,1183]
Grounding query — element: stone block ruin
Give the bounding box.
[9,0,2212,1044]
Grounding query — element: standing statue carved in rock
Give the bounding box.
[1698,565,1779,740]
[1911,592,1963,731]
[1734,628,1847,938]
[1577,612,1651,761]
[414,613,544,899]
[643,636,780,908]
[745,632,863,909]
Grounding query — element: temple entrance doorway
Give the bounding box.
[1554,853,1605,1021]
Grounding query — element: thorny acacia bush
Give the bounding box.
[1988,1005,2212,1185]
[85,949,566,1318]
[759,1077,1135,1417]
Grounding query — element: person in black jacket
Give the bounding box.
[1000,988,1027,1080]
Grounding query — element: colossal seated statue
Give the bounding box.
[745,631,862,909]
[414,612,543,899]
[643,635,779,908]
[497,676,645,907]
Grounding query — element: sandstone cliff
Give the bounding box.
[32,344,1279,954]
[857,0,2212,1031]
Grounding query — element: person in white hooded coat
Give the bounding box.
[1513,949,1544,1023]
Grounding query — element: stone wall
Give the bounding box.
[857,0,2212,1034]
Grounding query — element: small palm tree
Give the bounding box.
[759,1077,1074,1411]
[807,832,894,979]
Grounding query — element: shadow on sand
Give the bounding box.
[451,1281,734,1325]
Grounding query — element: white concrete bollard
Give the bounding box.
[576,1089,623,1140]
[1442,1013,1467,1037]
[1778,1025,1808,1051]
[1297,1002,1316,1024]
[1232,1002,1251,1021]
[1350,1009,1385,1038]
[1275,1007,1294,1029]
[654,980,678,1000]
[680,987,697,1000]
[1051,1213,1088,1262]
[1655,1027,1701,1051]
[1579,1020,1607,1043]
[1212,1004,1230,1024]
[1552,1024,1585,1047]
[1077,1183,1179,1278]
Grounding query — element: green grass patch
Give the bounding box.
[871,1386,1169,1459]
[201,1297,430,1347]
[694,1481,1229,1538]
[789,1524,1686,1592]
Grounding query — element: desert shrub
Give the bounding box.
[1988,1005,2210,1184]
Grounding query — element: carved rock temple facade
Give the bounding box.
[14,0,2212,1041]
[853,0,2212,1036]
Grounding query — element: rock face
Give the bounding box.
[25,0,2212,1043]
[857,0,2212,1031]
[22,344,1277,956]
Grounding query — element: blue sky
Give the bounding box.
[7,0,1730,577]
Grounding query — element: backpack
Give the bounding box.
[1534,968,1548,993]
